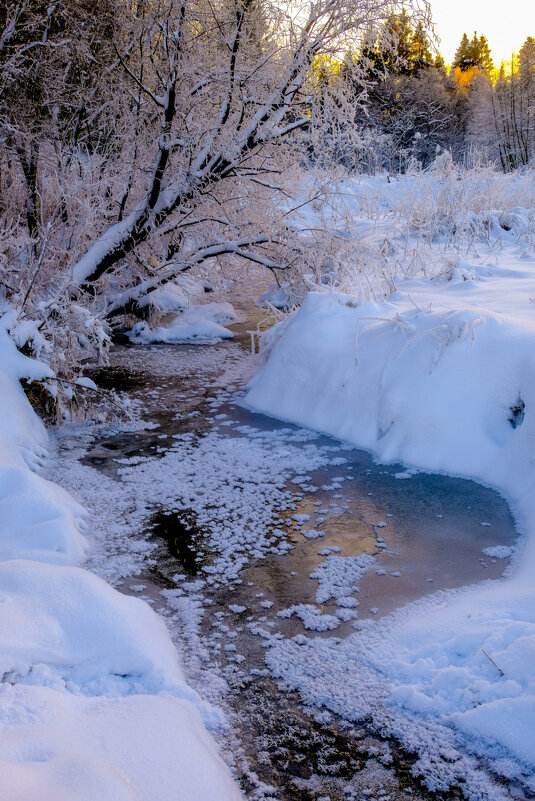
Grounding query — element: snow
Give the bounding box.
[128,302,237,344]
[229,604,246,614]
[74,376,98,390]
[483,545,515,559]
[245,172,535,794]
[277,604,341,632]
[137,276,211,312]
[302,528,324,539]
[311,553,375,604]
[0,467,86,564]
[0,320,86,565]
[0,685,240,801]
[257,282,296,309]
[0,313,243,798]
[0,560,185,693]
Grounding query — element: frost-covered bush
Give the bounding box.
[391,160,535,241]
[302,164,535,302]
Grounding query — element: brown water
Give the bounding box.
[201,399,517,634]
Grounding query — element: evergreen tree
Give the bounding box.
[359,10,433,78]
[453,33,470,70]
[434,52,446,73]
[477,35,494,73]
[519,36,535,87]
[411,20,433,72]
[453,31,493,73]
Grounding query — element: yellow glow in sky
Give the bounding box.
[429,0,534,66]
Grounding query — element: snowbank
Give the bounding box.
[0,311,243,800]
[129,302,237,343]
[0,321,87,565]
[247,281,535,537]
[0,466,86,564]
[0,560,184,692]
[245,254,535,787]
[0,684,241,801]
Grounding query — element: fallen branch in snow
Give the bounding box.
[55,378,131,418]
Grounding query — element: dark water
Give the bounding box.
[204,401,517,629]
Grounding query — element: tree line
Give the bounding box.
[313,12,535,173]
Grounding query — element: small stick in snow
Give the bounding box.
[481,648,504,677]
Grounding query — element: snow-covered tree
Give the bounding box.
[463,37,535,172]
[0,0,430,412]
[62,0,430,299]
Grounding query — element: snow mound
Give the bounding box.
[138,276,212,312]
[381,581,535,769]
[129,302,237,344]
[0,320,86,564]
[0,467,86,564]
[0,684,242,801]
[0,560,191,696]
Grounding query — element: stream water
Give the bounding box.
[47,303,520,801]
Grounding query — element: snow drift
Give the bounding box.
[0,310,243,799]
[245,231,535,790]
[129,301,237,344]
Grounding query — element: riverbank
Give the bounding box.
[43,314,519,801]
[0,319,243,800]
[244,208,535,798]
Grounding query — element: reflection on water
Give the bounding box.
[214,401,517,630]
[88,347,518,628]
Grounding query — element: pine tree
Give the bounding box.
[434,52,446,73]
[411,20,433,72]
[359,10,433,77]
[453,33,471,70]
[519,36,535,87]
[453,32,493,73]
[477,34,494,73]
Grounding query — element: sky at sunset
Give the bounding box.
[429,0,534,66]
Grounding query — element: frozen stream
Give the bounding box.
[46,318,519,801]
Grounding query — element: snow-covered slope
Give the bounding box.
[245,174,535,795]
[0,313,242,799]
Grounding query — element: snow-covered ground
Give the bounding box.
[245,168,535,797]
[0,319,242,798]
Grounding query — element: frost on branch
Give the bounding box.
[0,0,429,418]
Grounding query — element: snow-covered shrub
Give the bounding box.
[295,166,535,303]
